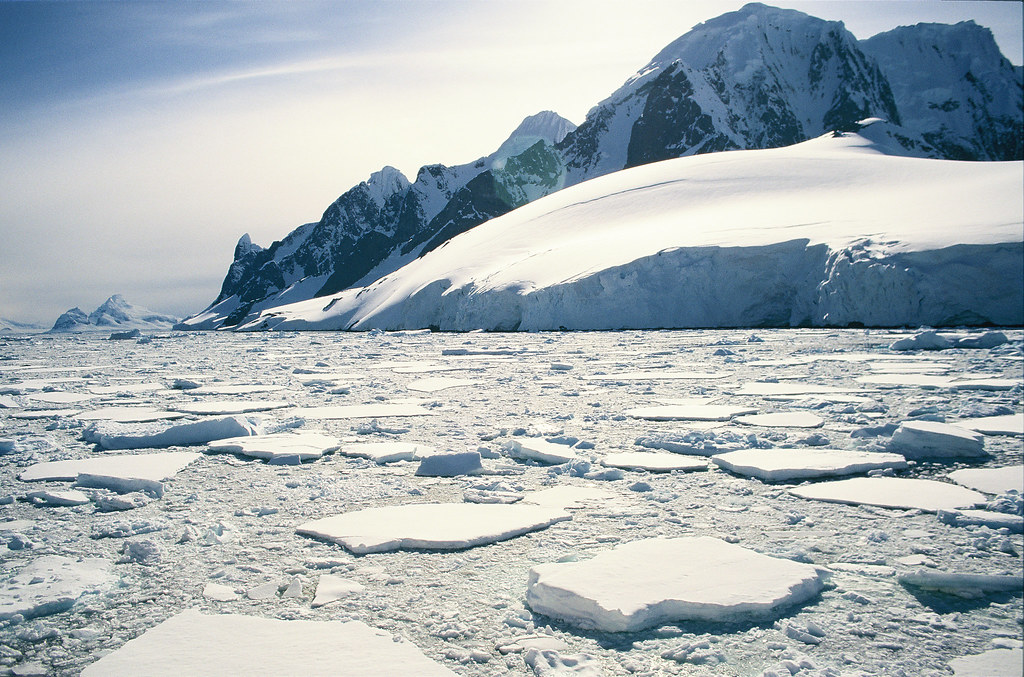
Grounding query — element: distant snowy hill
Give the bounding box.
[233,128,1023,331]
[0,318,44,334]
[50,295,178,333]
[179,2,1023,331]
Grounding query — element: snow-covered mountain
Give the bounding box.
[50,295,179,333]
[180,3,1023,331]
[0,318,44,334]
[233,126,1023,331]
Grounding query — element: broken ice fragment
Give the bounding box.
[26,489,91,507]
[337,441,433,463]
[600,452,707,473]
[20,452,201,498]
[311,574,364,608]
[889,421,987,460]
[504,439,579,464]
[415,451,484,476]
[957,414,1024,436]
[407,377,478,392]
[290,403,434,419]
[202,582,239,602]
[948,648,1023,677]
[82,415,261,450]
[526,537,825,631]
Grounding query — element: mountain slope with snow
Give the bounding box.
[50,295,178,333]
[235,128,1023,332]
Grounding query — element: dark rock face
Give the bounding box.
[182,3,1022,330]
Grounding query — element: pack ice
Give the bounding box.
[791,477,987,511]
[712,448,908,481]
[0,556,112,621]
[82,415,262,450]
[80,609,455,676]
[19,451,200,497]
[232,130,1023,331]
[206,431,339,463]
[526,537,825,631]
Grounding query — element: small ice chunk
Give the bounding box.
[625,404,756,421]
[948,648,1022,677]
[289,403,434,419]
[415,451,483,477]
[712,448,907,482]
[296,503,570,554]
[79,609,456,676]
[504,439,579,464]
[0,438,17,453]
[601,452,707,473]
[948,466,1024,495]
[407,377,478,392]
[733,412,824,428]
[311,574,364,607]
[791,477,986,512]
[889,421,986,459]
[523,648,603,676]
[203,582,239,602]
[957,414,1024,436]
[83,416,261,450]
[889,330,951,351]
[0,556,112,621]
[338,441,433,464]
[526,537,825,631]
[207,431,339,462]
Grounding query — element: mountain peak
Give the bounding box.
[493,111,577,160]
[364,166,411,208]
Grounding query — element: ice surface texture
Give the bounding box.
[526,537,826,631]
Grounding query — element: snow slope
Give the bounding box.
[236,128,1023,332]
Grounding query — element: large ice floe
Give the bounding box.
[712,448,908,481]
[525,537,826,631]
[19,451,200,496]
[80,609,455,676]
[0,556,113,621]
[889,420,988,459]
[296,503,571,554]
[791,477,987,511]
[232,129,1023,331]
[82,415,262,450]
[947,466,1024,495]
[206,431,339,463]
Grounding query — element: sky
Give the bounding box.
[1,0,1021,327]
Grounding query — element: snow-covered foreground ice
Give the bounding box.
[80,609,456,676]
[0,329,1020,676]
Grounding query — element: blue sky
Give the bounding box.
[1,0,1021,325]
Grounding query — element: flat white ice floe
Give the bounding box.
[26,392,97,404]
[856,374,955,388]
[0,555,112,621]
[600,452,708,473]
[948,648,1023,677]
[289,403,433,419]
[733,412,824,428]
[957,414,1024,436]
[406,377,478,392]
[523,486,617,510]
[735,383,852,397]
[504,439,580,464]
[337,441,434,463]
[82,415,262,450]
[791,477,987,511]
[171,400,290,415]
[80,609,456,676]
[584,371,730,381]
[207,432,340,463]
[712,448,908,481]
[20,451,201,497]
[188,384,287,395]
[889,421,987,459]
[625,404,756,421]
[311,574,365,608]
[898,570,1023,594]
[73,407,186,423]
[296,502,571,554]
[947,466,1024,495]
[526,537,826,631]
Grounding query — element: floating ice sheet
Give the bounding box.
[523,486,616,510]
[0,555,113,621]
[856,374,955,388]
[585,371,731,381]
[80,609,456,676]
[189,384,288,395]
[899,570,1023,594]
[947,466,1024,495]
[83,415,261,450]
[625,404,756,421]
[601,452,708,473]
[957,414,1024,436]
[889,421,986,460]
[712,448,908,481]
[20,451,201,497]
[735,383,851,396]
[9,409,80,419]
[312,574,365,608]
[87,383,163,395]
[172,400,290,415]
[290,403,434,419]
[526,537,825,631]
[733,412,824,428]
[26,391,97,404]
[948,648,1023,677]
[296,502,571,554]
[74,407,186,423]
[207,432,340,462]
[938,509,1024,533]
[951,378,1018,391]
[791,477,986,512]
[504,439,580,464]
[407,377,478,392]
[337,441,433,463]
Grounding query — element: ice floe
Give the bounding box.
[26,489,91,506]
[899,570,1023,595]
[289,403,433,419]
[296,502,571,554]
[337,441,433,463]
[188,384,287,395]
[0,556,112,621]
[948,648,1023,677]
[504,439,580,464]
[735,382,851,397]
[957,414,1024,436]
[733,412,824,428]
[600,452,708,473]
[82,415,262,450]
[526,537,825,631]
[937,509,1024,533]
[407,377,478,392]
[26,392,97,404]
[523,486,616,510]
[585,371,730,381]
[415,450,484,476]
[171,400,290,415]
[947,466,1024,495]
[205,433,335,464]
[311,574,365,607]
[791,477,987,511]
[73,407,186,422]
[712,448,908,482]
[20,451,201,497]
[625,404,756,421]
[889,421,987,460]
[80,609,456,676]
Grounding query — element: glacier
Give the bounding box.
[233,127,1023,332]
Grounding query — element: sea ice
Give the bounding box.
[171,400,290,415]
[625,404,756,421]
[735,383,851,396]
[337,441,433,463]
[87,383,163,395]
[523,485,616,510]
[188,384,287,395]
[504,439,580,464]
[19,451,201,497]
[407,377,478,392]
[289,403,433,419]
[937,509,1024,533]
[600,452,708,473]
[525,537,825,631]
[0,555,112,621]
[202,582,240,602]
[79,609,456,676]
[957,414,1024,436]
[415,450,484,476]
[206,431,339,462]
[947,466,1024,495]
[73,407,186,423]
[791,477,986,512]
[296,502,571,554]
[27,489,91,506]
[899,570,1023,595]
[585,371,730,381]
[712,448,908,482]
[856,374,955,388]
[26,392,97,404]
[948,648,1023,677]
[733,412,824,428]
[889,421,987,459]
[82,415,262,450]
[951,378,1018,391]
[311,574,365,607]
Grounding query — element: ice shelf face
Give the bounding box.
[295,502,572,554]
[80,609,456,676]
[526,537,826,631]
